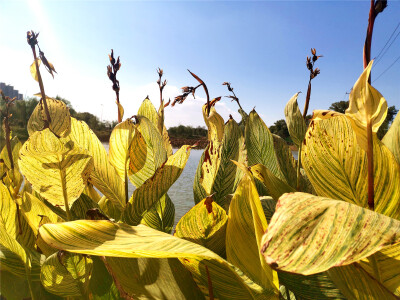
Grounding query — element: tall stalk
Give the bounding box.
[363,0,386,209]
[27,31,51,128]
[298,48,322,190]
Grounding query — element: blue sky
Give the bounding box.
[1,0,399,127]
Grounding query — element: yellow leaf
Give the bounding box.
[227,162,279,293]
[175,195,227,257]
[19,129,93,209]
[30,58,41,82]
[27,96,71,137]
[345,61,388,151]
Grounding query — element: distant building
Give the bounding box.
[0,82,23,100]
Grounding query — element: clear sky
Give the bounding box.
[1,0,399,127]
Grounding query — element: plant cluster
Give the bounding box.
[1,6,400,297]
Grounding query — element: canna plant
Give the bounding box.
[1,14,399,299]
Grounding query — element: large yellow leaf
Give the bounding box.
[128,116,167,188]
[19,129,93,209]
[109,119,136,202]
[65,117,125,212]
[261,193,400,275]
[226,163,279,293]
[123,145,190,225]
[284,92,307,147]
[39,220,274,299]
[175,195,227,257]
[345,61,388,151]
[27,97,71,137]
[302,115,400,219]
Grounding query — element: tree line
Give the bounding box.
[0,96,117,142]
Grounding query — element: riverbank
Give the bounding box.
[169,136,208,149]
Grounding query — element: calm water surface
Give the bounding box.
[103,143,201,225]
[103,143,297,225]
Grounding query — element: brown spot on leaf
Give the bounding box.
[204,195,214,213]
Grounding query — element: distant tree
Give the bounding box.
[329,100,398,139]
[168,125,207,138]
[329,100,348,114]
[269,119,292,144]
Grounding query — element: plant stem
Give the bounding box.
[188,70,210,116]
[363,0,376,83]
[296,143,302,191]
[367,120,374,210]
[31,45,51,127]
[302,79,312,119]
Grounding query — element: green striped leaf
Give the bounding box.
[27,97,71,137]
[19,129,94,209]
[383,111,400,164]
[211,118,243,207]
[41,252,93,298]
[226,163,279,293]
[175,195,227,257]
[261,193,400,275]
[65,117,125,212]
[39,220,274,299]
[284,92,307,147]
[123,145,190,225]
[302,115,400,219]
[141,194,175,234]
[251,164,296,200]
[245,110,285,196]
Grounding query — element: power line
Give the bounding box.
[374,20,400,63]
[373,23,400,68]
[372,54,400,83]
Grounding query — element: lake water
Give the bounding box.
[103,143,297,225]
